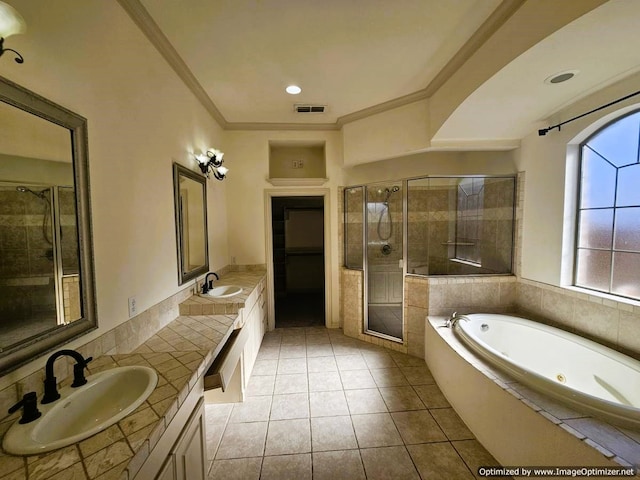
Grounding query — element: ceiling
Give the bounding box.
[132,0,640,144]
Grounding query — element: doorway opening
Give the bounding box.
[271,196,325,328]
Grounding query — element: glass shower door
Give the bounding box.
[365,183,403,341]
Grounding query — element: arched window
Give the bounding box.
[575,110,640,300]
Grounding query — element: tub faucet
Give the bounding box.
[42,349,93,404]
[201,272,219,294]
[445,311,468,329]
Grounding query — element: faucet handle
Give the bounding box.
[72,356,93,387]
[8,392,41,424]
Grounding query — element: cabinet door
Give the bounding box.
[174,398,206,480]
[156,456,176,480]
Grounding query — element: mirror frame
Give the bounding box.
[173,162,209,285]
[0,75,97,373]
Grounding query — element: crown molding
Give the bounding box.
[118,0,524,132]
[116,0,228,128]
[225,122,340,131]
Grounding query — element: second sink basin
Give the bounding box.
[3,365,158,455]
[206,285,243,298]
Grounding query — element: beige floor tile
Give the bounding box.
[265,418,311,456]
[312,450,365,480]
[256,346,280,361]
[310,390,350,417]
[216,422,267,459]
[271,393,309,420]
[251,359,278,376]
[399,365,435,385]
[307,356,338,373]
[228,396,272,423]
[308,371,343,392]
[281,334,307,346]
[306,344,334,357]
[245,375,275,397]
[362,352,397,369]
[379,386,426,412]
[305,335,331,346]
[344,389,388,415]
[331,343,362,356]
[430,408,475,440]
[260,453,311,480]
[369,367,409,387]
[206,422,226,459]
[336,354,368,371]
[310,416,358,452]
[360,446,420,480]
[407,442,475,480]
[351,413,403,448]
[274,373,308,394]
[339,370,377,390]
[277,357,308,375]
[390,352,425,367]
[452,439,502,479]
[208,457,262,480]
[391,410,447,444]
[280,344,307,359]
[205,403,233,424]
[413,384,450,408]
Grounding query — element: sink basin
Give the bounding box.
[3,365,158,455]
[205,285,243,298]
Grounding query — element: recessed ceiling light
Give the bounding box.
[544,70,579,85]
[286,85,302,95]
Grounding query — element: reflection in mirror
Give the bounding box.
[173,163,208,285]
[0,76,96,373]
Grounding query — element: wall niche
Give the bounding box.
[268,140,327,186]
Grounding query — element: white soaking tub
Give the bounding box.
[452,313,640,430]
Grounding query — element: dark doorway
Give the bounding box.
[271,196,325,328]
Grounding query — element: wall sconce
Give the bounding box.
[0,2,25,64]
[196,148,228,181]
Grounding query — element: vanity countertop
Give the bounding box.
[0,270,266,480]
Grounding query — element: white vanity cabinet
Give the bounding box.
[204,282,267,402]
[135,379,206,479]
[169,398,206,480]
[153,399,206,480]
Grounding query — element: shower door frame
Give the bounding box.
[363,181,407,343]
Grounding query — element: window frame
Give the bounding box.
[573,108,640,301]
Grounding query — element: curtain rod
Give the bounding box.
[538,89,640,136]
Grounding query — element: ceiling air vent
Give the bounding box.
[294,104,326,113]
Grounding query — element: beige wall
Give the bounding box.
[515,71,640,287]
[1,0,226,387]
[342,100,430,166]
[223,130,343,326]
[343,150,516,186]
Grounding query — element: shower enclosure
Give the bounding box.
[0,184,80,350]
[343,175,515,343]
[366,183,404,340]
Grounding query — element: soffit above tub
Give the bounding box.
[433,0,640,145]
[134,0,502,125]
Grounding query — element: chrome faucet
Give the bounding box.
[444,311,468,329]
[201,272,219,294]
[42,349,93,404]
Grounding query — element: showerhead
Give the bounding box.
[16,186,48,199]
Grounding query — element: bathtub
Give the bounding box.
[453,313,640,430]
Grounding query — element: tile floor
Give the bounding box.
[205,327,502,480]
